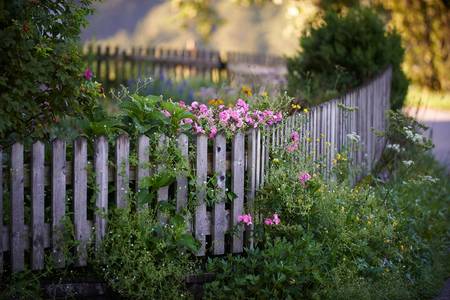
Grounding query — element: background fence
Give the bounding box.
[84,45,286,90]
[0,67,391,274]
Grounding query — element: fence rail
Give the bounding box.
[84,45,286,90]
[0,67,391,274]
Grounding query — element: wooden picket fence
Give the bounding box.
[84,45,285,90]
[0,67,391,274]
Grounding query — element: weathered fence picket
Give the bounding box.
[74,138,89,266]
[231,133,245,253]
[176,134,189,212]
[0,67,391,273]
[94,136,108,250]
[115,134,129,208]
[31,141,45,270]
[212,134,226,255]
[195,135,208,256]
[52,139,66,268]
[11,143,24,272]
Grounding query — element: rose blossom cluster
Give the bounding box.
[238,214,253,225]
[264,213,281,226]
[178,99,283,139]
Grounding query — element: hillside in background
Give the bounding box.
[81,0,316,55]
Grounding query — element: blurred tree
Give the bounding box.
[381,0,450,91]
[170,0,223,42]
[168,0,450,91]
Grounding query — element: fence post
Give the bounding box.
[74,137,89,266]
[176,134,189,213]
[137,135,150,209]
[195,135,208,256]
[31,141,45,270]
[212,134,226,255]
[116,134,129,208]
[11,143,24,272]
[247,129,257,249]
[52,139,66,268]
[231,132,245,253]
[95,136,108,250]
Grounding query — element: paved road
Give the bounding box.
[404,107,450,173]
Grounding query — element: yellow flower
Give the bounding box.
[241,85,252,97]
[291,103,301,110]
[260,91,268,97]
[303,108,309,113]
[208,98,224,106]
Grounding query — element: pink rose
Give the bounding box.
[193,123,205,134]
[286,143,298,153]
[162,110,171,118]
[209,126,218,139]
[291,131,300,143]
[84,68,93,80]
[272,214,280,225]
[298,171,312,186]
[219,110,230,124]
[180,118,193,125]
[238,214,252,225]
[264,218,273,225]
[191,101,199,110]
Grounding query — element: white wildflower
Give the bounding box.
[347,132,360,143]
[402,160,414,166]
[386,144,401,152]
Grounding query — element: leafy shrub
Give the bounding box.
[95,205,198,299]
[0,0,98,144]
[204,116,450,299]
[287,8,409,110]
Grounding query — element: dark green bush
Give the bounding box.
[0,0,98,144]
[287,8,409,110]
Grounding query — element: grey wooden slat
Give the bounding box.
[137,135,150,210]
[261,128,267,187]
[11,143,24,272]
[176,134,189,212]
[52,139,66,268]
[312,108,317,162]
[136,135,150,191]
[255,129,261,190]
[195,135,208,256]
[157,135,169,205]
[0,147,3,274]
[247,129,257,249]
[115,134,129,208]
[95,136,108,250]
[231,132,245,253]
[74,137,88,266]
[212,134,226,255]
[32,141,45,270]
